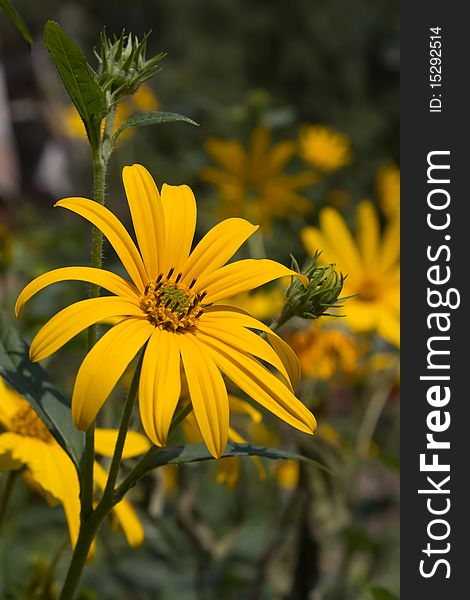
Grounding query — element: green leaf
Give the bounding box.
[115,442,329,501]
[113,111,199,142]
[43,20,106,150]
[0,0,32,45]
[368,585,399,600]
[0,310,85,472]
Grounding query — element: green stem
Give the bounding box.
[81,105,115,520]
[58,499,111,600]
[59,351,143,599]
[102,351,144,501]
[0,470,18,533]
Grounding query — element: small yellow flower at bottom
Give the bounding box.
[16,164,316,459]
[0,377,149,550]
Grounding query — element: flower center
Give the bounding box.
[359,279,379,302]
[140,270,206,332]
[10,402,54,443]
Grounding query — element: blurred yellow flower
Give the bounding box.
[61,84,160,140]
[299,125,352,172]
[17,164,315,459]
[276,459,299,490]
[0,377,148,549]
[201,127,316,227]
[376,163,400,218]
[302,201,400,347]
[287,323,361,380]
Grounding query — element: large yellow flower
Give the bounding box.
[299,125,352,172]
[0,377,148,548]
[301,201,400,347]
[201,127,316,226]
[16,164,316,458]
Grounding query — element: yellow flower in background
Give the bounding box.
[376,163,400,218]
[16,164,316,459]
[201,127,316,227]
[0,377,148,549]
[299,125,352,172]
[61,84,160,140]
[287,323,362,380]
[301,201,400,347]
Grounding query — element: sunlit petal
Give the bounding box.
[30,297,143,362]
[15,267,139,317]
[197,333,316,434]
[177,333,229,458]
[357,201,380,271]
[139,328,181,447]
[198,259,305,303]
[72,318,153,431]
[56,197,148,290]
[181,218,258,285]
[160,184,197,275]
[122,164,166,278]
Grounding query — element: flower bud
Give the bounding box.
[95,30,165,102]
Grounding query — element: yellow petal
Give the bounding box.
[301,227,335,262]
[72,318,153,431]
[160,184,197,275]
[266,331,302,388]
[356,201,380,272]
[381,216,400,272]
[228,396,262,423]
[202,305,301,388]
[177,333,229,458]
[56,197,148,290]
[198,317,291,386]
[93,461,144,547]
[30,297,143,362]
[377,306,400,348]
[94,429,151,459]
[205,138,246,176]
[320,207,363,275]
[0,378,23,428]
[181,218,258,285]
[139,328,181,447]
[198,259,304,303]
[197,333,316,435]
[122,164,166,279]
[2,435,81,547]
[15,266,139,317]
[0,432,29,470]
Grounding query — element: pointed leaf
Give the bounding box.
[115,441,329,501]
[0,310,85,472]
[43,20,106,149]
[113,111,199,142]
[0,0,32,45]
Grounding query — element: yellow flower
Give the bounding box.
[376,163,400,218]
[16,164,316,458]
[201,127,316,227]
[276,459,299,490]
[0,377,148,549]
[301,201,400,347]
[299,125,352,172]
[61,85,160,140]
[287,323,362,380]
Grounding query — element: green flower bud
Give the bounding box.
[276,252,347,328]
[95,29,165,102]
